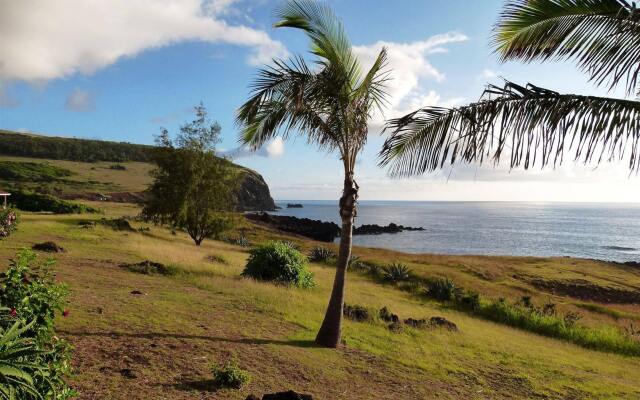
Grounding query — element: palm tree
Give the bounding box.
[236,0,389,348]
[379,0,640,176]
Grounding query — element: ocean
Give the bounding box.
[272,200,640,262]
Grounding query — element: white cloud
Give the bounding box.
[65,89,95,112]
[265,136,284,157]
[0,0,288,83]
[353,32,468,128]
[220,136,285,159]
[481,68,499,79]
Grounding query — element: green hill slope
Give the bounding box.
[0,130,275,210]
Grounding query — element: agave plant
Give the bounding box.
[0,320,48,400]
[381,262,412,283]
[380,0,640,176]
[309,247,335,263]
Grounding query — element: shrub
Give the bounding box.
[99,217,135,232]
[425,277,456,301]
[0,207,18,239]
[309,246,335,263]
[10,190,99,214]
[242,241,315,288]
[121,260,178,276]
[0,250,75,398]
[280,240,300,251]
[211,357,251,389]
[455,290,481,311]
[0,161,73,181]
[109,164,126,170]
[381,262,412,283]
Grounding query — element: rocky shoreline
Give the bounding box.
[245,213,424,242]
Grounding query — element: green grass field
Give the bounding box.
[2,201,639,399]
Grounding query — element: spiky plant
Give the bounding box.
[0,320,47,400]
[309,246,335,263]
[380,0,640,175]
[237,0,389,347]
[381,262,412,283]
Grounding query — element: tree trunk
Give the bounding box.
[315,172,358,348]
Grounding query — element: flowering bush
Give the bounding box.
[0,207,18,238]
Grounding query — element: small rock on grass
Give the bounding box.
[32,241,65,253]
[246,391,314,400]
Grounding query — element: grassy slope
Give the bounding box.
[0,155,152,194]
[2,203,639,399]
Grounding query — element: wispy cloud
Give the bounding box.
[65,88,95,112]
[353,32,468,129]
[219,137,285,159]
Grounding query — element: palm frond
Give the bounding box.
[494,0,640,93]
[380,80,640,176]
[275,0,361,86]
[354,47,391,113]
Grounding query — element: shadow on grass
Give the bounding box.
[169,379,223,392]
[59,330,320,349]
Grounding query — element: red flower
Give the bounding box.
[62,310,69,317]
[9,308,17,317]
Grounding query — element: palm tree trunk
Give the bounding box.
[315,172,358,348]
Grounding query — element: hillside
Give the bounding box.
[0,130,276,210]
[1,202,639,399]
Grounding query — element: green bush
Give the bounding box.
[309,246,335,263]
[425,277,456,301]
[242,241,315,288]
[381,262,412,283]
[0,250,75,398]
[0,161,73,182]
[0,208,18,239]
[211,357,251,389]
[10,190,99,214]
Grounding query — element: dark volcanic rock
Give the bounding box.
[353,223,424,235]
[343,304,371,322]
[245,212,340,242]
[379,306,399,323]
[32,241,65,253]
[286,203,303,208]
[429,316,458,331]
[404,318,428,329]
[236,169,276,211]
[262,391,314,400]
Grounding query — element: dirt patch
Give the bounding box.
[32,241,65,253]
[524,277,640,304]
[63,192,146,204]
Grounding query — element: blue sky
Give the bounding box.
[1,0,638,202]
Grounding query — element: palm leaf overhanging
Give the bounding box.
[380,0,640,176]
[380,81,640,176]
[494,0,640,94]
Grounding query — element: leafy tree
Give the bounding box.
[236,0,389,347]
[143,105,237,245]
[380,0,640,176]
